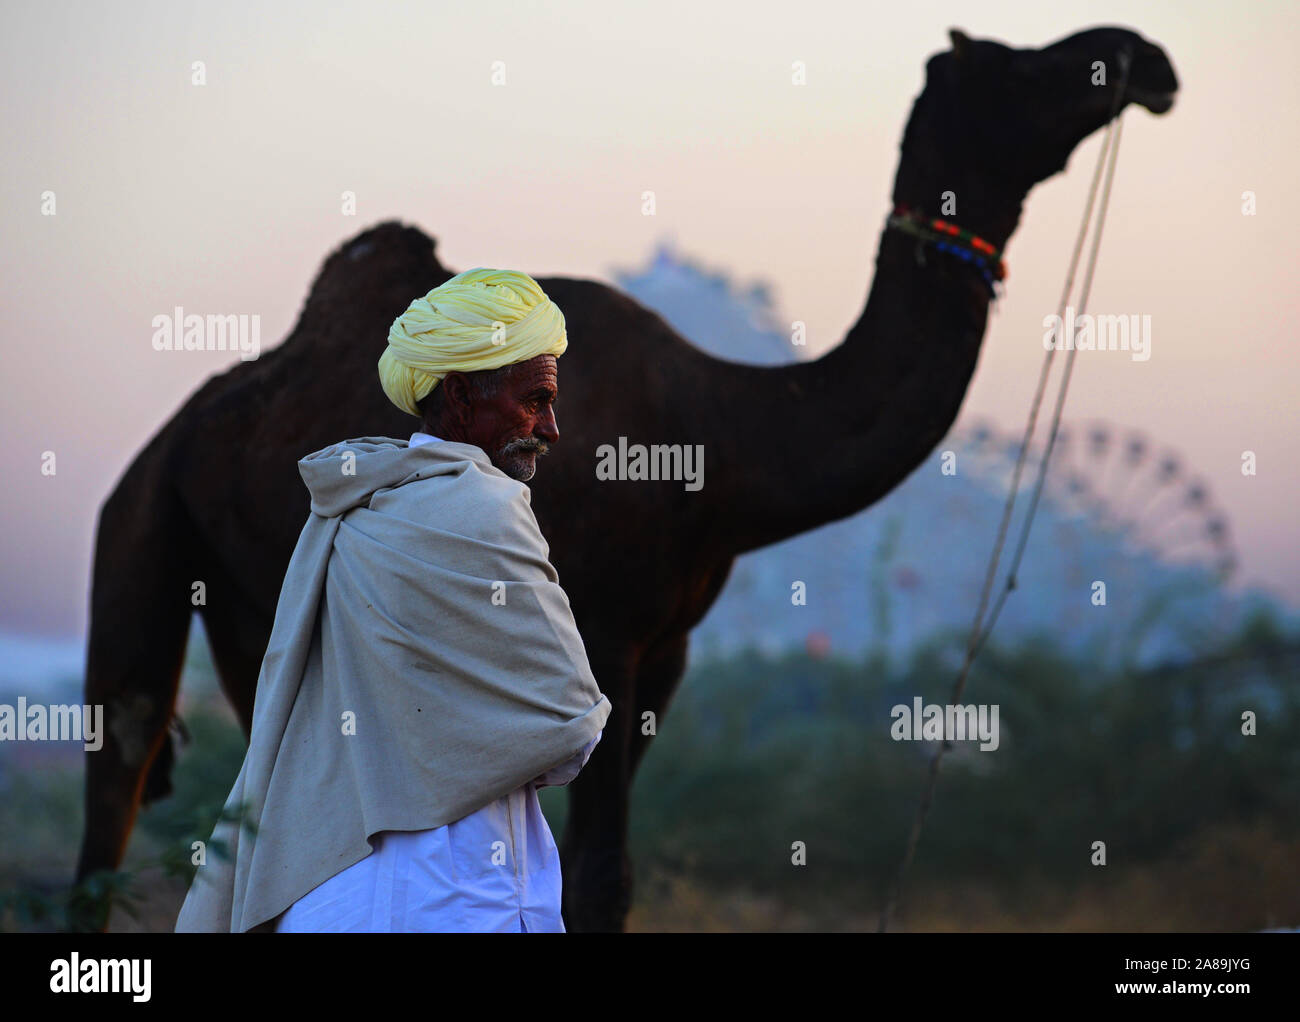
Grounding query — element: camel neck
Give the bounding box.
[705,200,1026,556]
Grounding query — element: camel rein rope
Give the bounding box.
[877,49,1134,933]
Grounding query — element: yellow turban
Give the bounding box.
[378,267,567,417]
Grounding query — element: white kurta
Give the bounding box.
[274,431,601,933]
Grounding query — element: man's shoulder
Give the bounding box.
[377,456,543,548]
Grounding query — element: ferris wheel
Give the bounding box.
[696,416,1243,665]
[950,417,1237,584]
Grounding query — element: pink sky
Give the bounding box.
[2,0,1297,640]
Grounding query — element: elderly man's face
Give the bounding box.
[462,354,559,482]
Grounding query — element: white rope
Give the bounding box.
[878,49,1134,932]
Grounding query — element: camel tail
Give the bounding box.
[74,439,196,900]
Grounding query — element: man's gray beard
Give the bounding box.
[496,438,548,481]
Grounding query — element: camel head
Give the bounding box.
[901,25,1179,224]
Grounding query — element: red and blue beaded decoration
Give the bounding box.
[887,204,1008,299]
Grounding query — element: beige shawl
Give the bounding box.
[174,437,610,932]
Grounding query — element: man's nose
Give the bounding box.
[536,407,559,444]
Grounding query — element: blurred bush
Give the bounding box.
[4,607,1296,930]
[620,606,1300,920]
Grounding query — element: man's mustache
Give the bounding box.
[501,437,549,457]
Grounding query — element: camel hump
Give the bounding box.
[321,220,441,277]
[283,221,457,356]
[310,220,449,294]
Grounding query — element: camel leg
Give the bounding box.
[559,639,637,932]
[626,634,689,780]
[195,575,275,737]
[559,634,689,932]
[72,483,196,930]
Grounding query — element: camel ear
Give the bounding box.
[949,28,972,61]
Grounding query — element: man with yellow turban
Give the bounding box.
[176,268,610,933]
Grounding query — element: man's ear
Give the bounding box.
[440,372,473,430]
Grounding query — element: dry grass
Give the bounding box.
[22,818,1298,933]
[628,821,1300,932]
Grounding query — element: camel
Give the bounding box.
[74,26,1178,932]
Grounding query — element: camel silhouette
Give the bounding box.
[74,26,1178,932]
